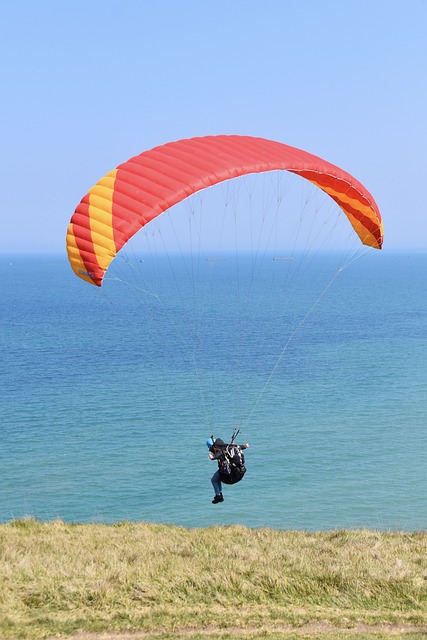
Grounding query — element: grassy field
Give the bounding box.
[0,518,426,640]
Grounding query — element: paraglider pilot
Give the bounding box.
[207,435,249,504]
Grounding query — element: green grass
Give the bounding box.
[0,518,426,639]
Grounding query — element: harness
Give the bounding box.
[211,429,246,485]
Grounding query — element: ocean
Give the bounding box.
[1,251,426,531]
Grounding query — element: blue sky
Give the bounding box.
[1,0,426,253]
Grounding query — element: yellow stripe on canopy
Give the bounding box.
[88,169,118,271]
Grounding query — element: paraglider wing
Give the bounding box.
[66,135,383,286]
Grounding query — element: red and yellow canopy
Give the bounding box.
[67,135,383,286]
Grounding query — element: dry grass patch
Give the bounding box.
[0,519,426,638]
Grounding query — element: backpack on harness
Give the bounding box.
[219,444,246,485]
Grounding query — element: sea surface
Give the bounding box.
[1,251,426,531]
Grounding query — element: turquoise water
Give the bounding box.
[1,252,426,531]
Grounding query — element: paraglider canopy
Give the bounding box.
[66,135,383,286]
